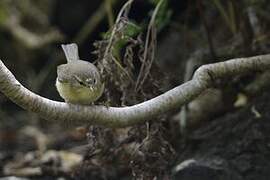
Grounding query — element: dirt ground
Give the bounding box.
[174,88,270,180]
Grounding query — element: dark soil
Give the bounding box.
[174,89,270,180]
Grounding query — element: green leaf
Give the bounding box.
[149,0,172,31]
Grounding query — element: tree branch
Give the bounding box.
[0,54,269,127]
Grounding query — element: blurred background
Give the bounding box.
[1,0,270,179]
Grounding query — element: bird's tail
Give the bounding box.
[61,43,79,62]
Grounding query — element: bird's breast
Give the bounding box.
[56,79,101,105]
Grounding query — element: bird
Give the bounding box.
[56,43,104,105]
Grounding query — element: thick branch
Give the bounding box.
[0,54,270,127]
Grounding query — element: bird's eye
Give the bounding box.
[86,78,94,84]
[78,81,84,86]
[74,76,85,86]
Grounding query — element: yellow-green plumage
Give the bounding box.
[56,77,104,104]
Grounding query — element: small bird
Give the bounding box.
[56,43,104,105]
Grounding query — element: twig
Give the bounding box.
[102,0,135,82]
[105,0,115,28]
[73,0,118,44]
[0,54,269,127]
[135,0,164,91]
[16,0,50,26]
[103,0,134,58]
[3,16,63,49]
[212,0,237,35]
